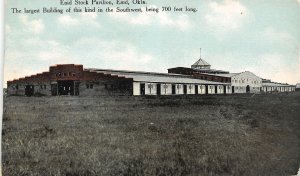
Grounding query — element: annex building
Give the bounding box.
[296,83,300,91]
[7,58,296,96]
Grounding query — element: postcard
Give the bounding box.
[3,0,300,175]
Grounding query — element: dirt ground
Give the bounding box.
[2,92,300,176]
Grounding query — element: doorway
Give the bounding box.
[58,80,74,95]
[25,85,34,96]
[205,85,208,95]
[140,83,145,95]
[232,86,235,93]
[224,85,227,94]
[246,85,250,93]
[157,84,161,95]
[51,84,58,96]
[172,84,176,95]
[215,85,218,94]
[195,85,198,94]
[183,85,187,94]
[75,82,80,95]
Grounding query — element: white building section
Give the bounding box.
[198,85,206,94]
[85,57,296,96]
[262,82,295,93]
[213,71,262,93]
[87,69,230,96]
[295,83,300,91]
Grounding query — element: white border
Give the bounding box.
[0,0,4,175]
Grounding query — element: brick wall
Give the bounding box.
[7,64,134,96]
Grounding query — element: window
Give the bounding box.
[16,85,19,90]
[44,85,46,89]
[104,84,108,89]
[148,84,153,89]
[64,73,67,76]
[40,85,43,89]
[86,84,93,89]
[148,84,153,93]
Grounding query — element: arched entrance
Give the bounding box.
[25,85,34,96]
[58,80,74,95]
[246,85,250,93]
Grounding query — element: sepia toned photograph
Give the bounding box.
[2,0,300,175]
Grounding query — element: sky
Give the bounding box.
[4,0,300,87]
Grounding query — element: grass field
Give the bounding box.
[2,93,300,176]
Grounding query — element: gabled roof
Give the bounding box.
[86,68,229,85]
[212,73,239,78]
[191,58,210,67]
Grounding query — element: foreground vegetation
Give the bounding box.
[2,93,300,175]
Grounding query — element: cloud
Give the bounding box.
[4,38,74,81]
[244,53,300,84]
[260,27,297,47]
[38,41,72,63]
[58,13,101,28]
[204,0,249,31]
[4,35,157,85]
[4,68,45,86]
[207,51,299,85]
[80,12,97,19]
[19,15,44,34]
[157,13,191,31]
[73,37,155,70]
[58,15,80,26]
[109,6,192,30]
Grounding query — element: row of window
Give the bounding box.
[197,76,230,82]
[56,72,78,77]
[232,79,261,84]
[264,87,294,90]
[142,84,230,95]
[146,84,231,90]
[11,85,46,90]
[104,84,131,90]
